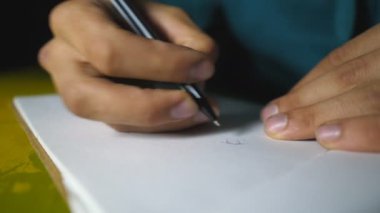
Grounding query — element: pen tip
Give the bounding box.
[213,120,221,127]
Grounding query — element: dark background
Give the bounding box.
[1,1,59,69]
[0,0,284,102]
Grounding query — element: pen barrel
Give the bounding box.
[111,0,158,39]
[180,84,218,122]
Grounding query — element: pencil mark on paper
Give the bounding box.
[221,137,246,145]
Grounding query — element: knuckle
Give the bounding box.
[336,57,369,88]
[366,82,380,110]
[86,40,118,75]
[287,107,318,136]
[164,5,187,18]
[197,36,217,56]
[299,108,318,128]
[327,46,349,66]
[49,1,74,30]
[277,93,302,112]
[62,83,92,119]
[38,43,52,70]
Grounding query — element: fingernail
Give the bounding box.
[261,104,279,120]
[316,124,341,142]
[189,61,213,81]
[170,100,197,120]
[193,111,209,123]
[265,113,288,133]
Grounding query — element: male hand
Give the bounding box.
[262,24,380,152]
[39,0,217,132]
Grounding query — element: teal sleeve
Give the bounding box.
[219,0,356,89]
[153,0,219,28]
[369,0,380,25]
[148,0,365,100]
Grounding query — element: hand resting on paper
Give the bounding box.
[38,0,218,132]
[262,25,380,152]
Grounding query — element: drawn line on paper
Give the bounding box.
[221,137,246,145]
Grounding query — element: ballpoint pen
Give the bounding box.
[110,0,220,126]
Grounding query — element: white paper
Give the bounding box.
[14,95,380,213]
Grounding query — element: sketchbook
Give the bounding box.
[14,94,380,213]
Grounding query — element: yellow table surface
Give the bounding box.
[0,67,69,212]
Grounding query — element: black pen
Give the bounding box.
[110,0,220,126]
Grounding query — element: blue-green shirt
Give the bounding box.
[157,0,380,100]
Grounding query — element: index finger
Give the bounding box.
[144,2,217,59]
[49,0,214,83]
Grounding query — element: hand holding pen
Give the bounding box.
[110,0,220,126]
[39,0,219,132]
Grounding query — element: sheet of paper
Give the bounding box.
[14,95,380,213]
